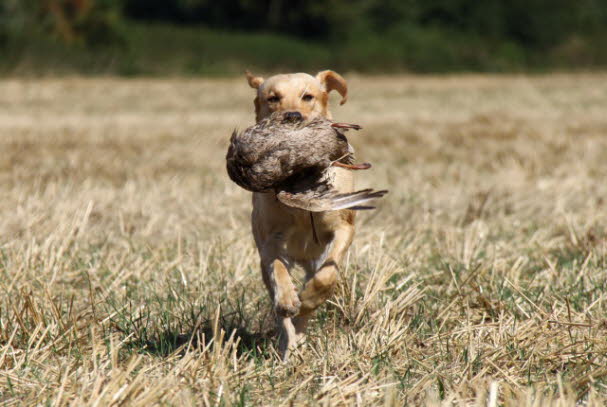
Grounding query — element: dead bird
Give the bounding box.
[226,111,387,211]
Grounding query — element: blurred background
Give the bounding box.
[1,0,607,76]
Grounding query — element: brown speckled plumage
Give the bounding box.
[226,112,387,211]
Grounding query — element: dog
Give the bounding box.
[245,70,355,360]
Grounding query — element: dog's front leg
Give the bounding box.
[259,235,301,360]
[297,216,355,317]
[290,221,354,349]
[267,257,298,360]
[261,256,300,318]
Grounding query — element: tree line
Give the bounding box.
[1,0,606,74]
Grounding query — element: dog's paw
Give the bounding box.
[275,290,301,317]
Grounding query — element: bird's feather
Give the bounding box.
[226,111,388,211]
[277,188,388,212]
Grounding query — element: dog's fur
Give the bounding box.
[245,70,355,360]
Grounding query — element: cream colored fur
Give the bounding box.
[245,70,356,360]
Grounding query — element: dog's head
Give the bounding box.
[246,71,348,123]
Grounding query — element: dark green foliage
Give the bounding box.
[1,0,607,74]
[0,0,124,45]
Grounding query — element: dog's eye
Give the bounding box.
[267,96,280,103]
[302,94,314,102]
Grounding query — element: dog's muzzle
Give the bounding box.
[283,111,304,121]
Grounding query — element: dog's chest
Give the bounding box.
[284,209,331,261]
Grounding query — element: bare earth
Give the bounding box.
[1,74,607,405]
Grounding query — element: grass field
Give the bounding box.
[1,74,607,405]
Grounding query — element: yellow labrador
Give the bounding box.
[245,70,356,360]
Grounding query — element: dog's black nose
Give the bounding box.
[283,111,303,121]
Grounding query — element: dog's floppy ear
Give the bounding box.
[316,70,348,105]
[245,70,264,89]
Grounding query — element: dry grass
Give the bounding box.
[1,74,607,406]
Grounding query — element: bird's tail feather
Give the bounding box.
[277,188,388,212]
[327,189,388,211]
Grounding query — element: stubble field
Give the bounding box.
[1,74,607,405]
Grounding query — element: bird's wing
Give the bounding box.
[277,188,388,212]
